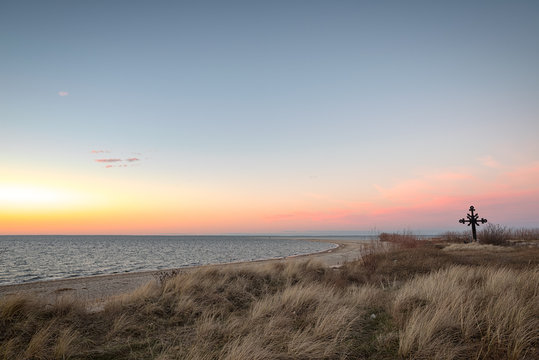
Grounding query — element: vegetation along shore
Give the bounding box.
[1,226,538,359]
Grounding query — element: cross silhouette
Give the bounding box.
[459,205,487,242]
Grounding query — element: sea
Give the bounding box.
[0,235,372,286]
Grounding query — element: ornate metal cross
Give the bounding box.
[459,205,487,242]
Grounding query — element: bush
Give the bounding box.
[478,223,510,245]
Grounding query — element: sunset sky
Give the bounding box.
[1,0,538,234]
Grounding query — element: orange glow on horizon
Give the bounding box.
[1,162,538,234]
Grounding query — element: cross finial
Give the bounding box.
[459,205,487,242]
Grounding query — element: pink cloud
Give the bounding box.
[91,150,110,154]
[104,164,129,169]
[93,155,143,168]
[58,91,69,96]
[477,155,501,168]
[95,159,122,163]
[502,162,539,183]
[371,164,539,227]
[373,171,479,208]
[263,163,539,231]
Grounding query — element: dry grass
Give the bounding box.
[510,228,539,241]
[393,266,539,359]
[1,238,538,359]
[442,242,513,252]
[440,231,471,243]
[379,232,422,248]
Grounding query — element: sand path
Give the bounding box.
[0,238,367,305]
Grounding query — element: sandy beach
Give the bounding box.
[0,238,366,306]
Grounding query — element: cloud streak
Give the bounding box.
[95,159,122,163]
[58,91,69,96]
[91,151,144,168]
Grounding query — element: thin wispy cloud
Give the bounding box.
[266,209,362,223]
[478,155,501,168]
[91,150,144,168]
[58,91,69,96]
[95,159,122,163]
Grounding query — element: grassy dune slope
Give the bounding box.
[1,239,538,359]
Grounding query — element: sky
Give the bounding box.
[1,0,538,235]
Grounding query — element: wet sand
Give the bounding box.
[0,238,367,306]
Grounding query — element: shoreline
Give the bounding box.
[0,238,367,306]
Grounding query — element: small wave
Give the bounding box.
[23,275,45,283]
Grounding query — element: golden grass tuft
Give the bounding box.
[54,327,79,359]
[24,323,53,359]
[0,294,35,321]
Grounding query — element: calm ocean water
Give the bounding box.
[0,235,354,285]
